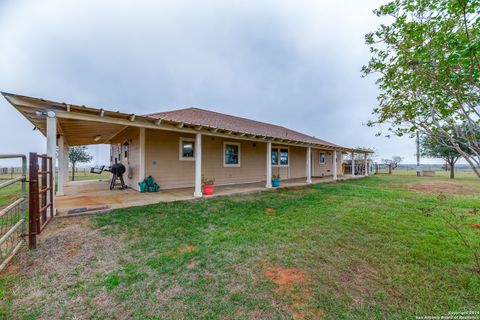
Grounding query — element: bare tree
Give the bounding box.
[382,156,403,170]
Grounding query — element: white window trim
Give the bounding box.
[179,137,195,161]
[223,142,241,167]
[319,151,326,165]
[272,146,289,167]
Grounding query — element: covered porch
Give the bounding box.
[56,175,363,216]
[3,92,372,217]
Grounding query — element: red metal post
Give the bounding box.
[48,157,53,219]
[41,156,47,227]
[28,152,38,249]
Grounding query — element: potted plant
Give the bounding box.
[272,174,281,188]
[202,177,215,195]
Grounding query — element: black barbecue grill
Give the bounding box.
[90,163,127,190]
[109,163,127,190]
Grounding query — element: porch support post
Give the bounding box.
[57,135,65,196]
[266,141,272,188]
[139,128,146,184]
[46,114,57,214]
[306,146,312,183]
[194,132,203,197]
[364,153,369,176]
[351,151,355,176]
[332,150,338,181]
[63,144,69,184]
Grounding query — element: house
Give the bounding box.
[2,92,371,201]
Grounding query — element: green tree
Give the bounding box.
[421,136,461,178]
[69,146,93,181]
[362,0,480,177]
[420,127,472,178]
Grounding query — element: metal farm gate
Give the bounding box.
[0,153,54,272]
[0,155,27,272]
[28,152,54,249]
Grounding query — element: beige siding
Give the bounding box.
[145,130,195,189]
[203,136,267,185]
[269,145,308,180]
[113,128,341,190]
[145,130,268,189]
[289,146,307,179]
[110,127,141,190]
[312,149,338,177]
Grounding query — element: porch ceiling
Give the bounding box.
[58,118,127,146]
[13,105,128,146]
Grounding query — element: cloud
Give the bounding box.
[0,0,426,166]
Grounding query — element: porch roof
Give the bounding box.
[2,92,371,153]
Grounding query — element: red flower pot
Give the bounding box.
[202,184,215,196]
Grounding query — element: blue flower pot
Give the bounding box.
[272,179,280,188]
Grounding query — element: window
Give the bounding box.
[111,144,121,163]
[319,152,326,164]
[224,142,240,167]
[117,144,121,162]
[123,142,129,159]
[179,138,195,160]
[280,148,289,165]
[271,147,289,166]
[271,149,279,165]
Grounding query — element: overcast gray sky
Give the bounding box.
[0,0,427,166]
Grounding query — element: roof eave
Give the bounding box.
[1,92,369,151]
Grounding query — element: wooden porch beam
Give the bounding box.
[41,109,338,150]
[104,125,130,143]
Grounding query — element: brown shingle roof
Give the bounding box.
[146,107,341,148]
[3,91,362,150]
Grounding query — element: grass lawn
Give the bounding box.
[1,173,479,319]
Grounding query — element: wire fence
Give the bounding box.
[0,167,23,181]
[0,155,27,272]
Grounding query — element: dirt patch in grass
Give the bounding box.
[187,259,197,269]
[408,181,476,195]
[469,224,480,229]
[265,266,308,293]
[0,194,16,199]
[177,244,195,254]
[264,266,323,319]
[278,185,306,191]
[1,263,19,275]
[265,208,276,215]
[65,242,80,257]
[4,216,127,319]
